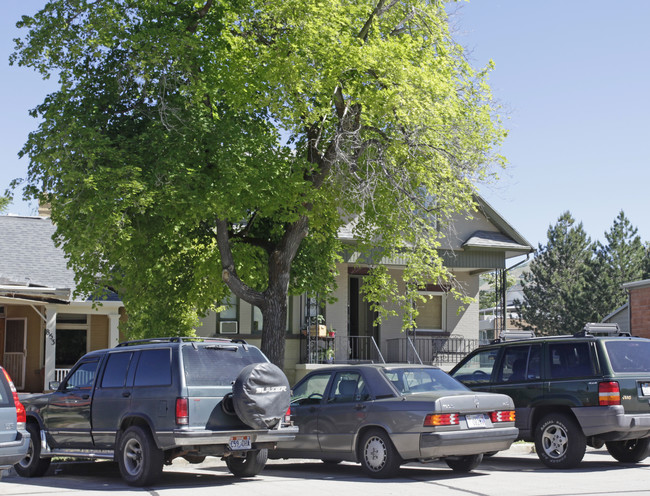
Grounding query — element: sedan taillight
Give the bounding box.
[424,413,459,426]
[2,367,26,429]
[599,381,621,406]
[490,410,516,423]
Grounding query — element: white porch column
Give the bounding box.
[44,308,57,390]
[108,313,120,347]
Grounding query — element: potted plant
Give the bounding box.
[325,348,335,364]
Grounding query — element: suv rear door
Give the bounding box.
[92,350,137,448]
[544,341,599,407]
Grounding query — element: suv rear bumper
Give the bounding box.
[573,406,650,440]
[0,430,30,468]
[172,426,298,448]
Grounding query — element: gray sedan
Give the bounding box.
[270,364,518,478]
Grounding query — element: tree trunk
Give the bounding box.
[259,291,288,368]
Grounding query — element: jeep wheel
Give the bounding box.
[232,362,291,430]
[534,413,585,469]
[358,428,402,478]
[445,454,483,472]
[226,449,268,477]
[14,423,51,477]
[606,438,650,463]
[117,426,164,486]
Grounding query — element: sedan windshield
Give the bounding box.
[382,367,469,394]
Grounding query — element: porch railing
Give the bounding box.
[301,334,385,364]
[385,336,485,367]
[54,368,71,383]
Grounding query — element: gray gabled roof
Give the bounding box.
[0,215,77,290]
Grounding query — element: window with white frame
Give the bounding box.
[217,293,239,334]
[415,291,446,332]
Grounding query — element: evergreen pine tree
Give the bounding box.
[517,212,594,335]
[591,211,646,318]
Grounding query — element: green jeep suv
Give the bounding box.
[450,324,650,469]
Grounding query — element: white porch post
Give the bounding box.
[44,308,57,390]
[108,313,120,347]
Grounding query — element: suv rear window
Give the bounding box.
[182,344,267,386]
[605,340,650,373]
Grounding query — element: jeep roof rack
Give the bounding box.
[574,322,631,337]
[491,329,536,343]
[116,336,246,347]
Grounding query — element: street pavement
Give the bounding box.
[2,444,650,496]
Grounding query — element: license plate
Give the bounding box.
[641,383,650,396]
[466,414,487,429]
[229,435,252,450]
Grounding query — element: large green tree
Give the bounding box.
[517,212,595,335]
[13,0,505,366]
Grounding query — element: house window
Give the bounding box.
[415,292,446,332]
[217,294,239,335]
[56,313,89,368]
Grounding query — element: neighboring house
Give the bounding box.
[0,194,532,390]
[0,215,123,392]
[620,279,650,337]
[602,302,630,334]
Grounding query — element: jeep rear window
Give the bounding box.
[605,341,650,373]
[182,345,267,386]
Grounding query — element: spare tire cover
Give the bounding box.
[232,362,291,430]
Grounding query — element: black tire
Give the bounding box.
[358,429,402,478]
[534,413,586,469]
[606,438,650,463]
[14,423,51,478]
[226,449,268,477]
[232,363,291,430]
[117,426,164,487]
[445,454,483,472]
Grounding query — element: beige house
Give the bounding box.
[196,196,533,382]
[0,195,532,390]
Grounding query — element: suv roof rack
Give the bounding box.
[491,329,536,343]
[574,322,631,337]
[116,336,246,347]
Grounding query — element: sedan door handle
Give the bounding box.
[122,391,131,398]
[354,404,366,411]
[81,394,90,400]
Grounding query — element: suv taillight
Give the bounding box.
[2,368,26,428]
[599,381,621,406]
[176,397,189,425]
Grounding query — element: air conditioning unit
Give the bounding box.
[219,321,238,334]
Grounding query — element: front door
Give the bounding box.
[349,276,379,360]
[4,319,26,390]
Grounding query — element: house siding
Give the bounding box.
[90,314,109,351]
[629,286,650,338]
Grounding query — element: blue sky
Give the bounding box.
[2,1,649,250]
